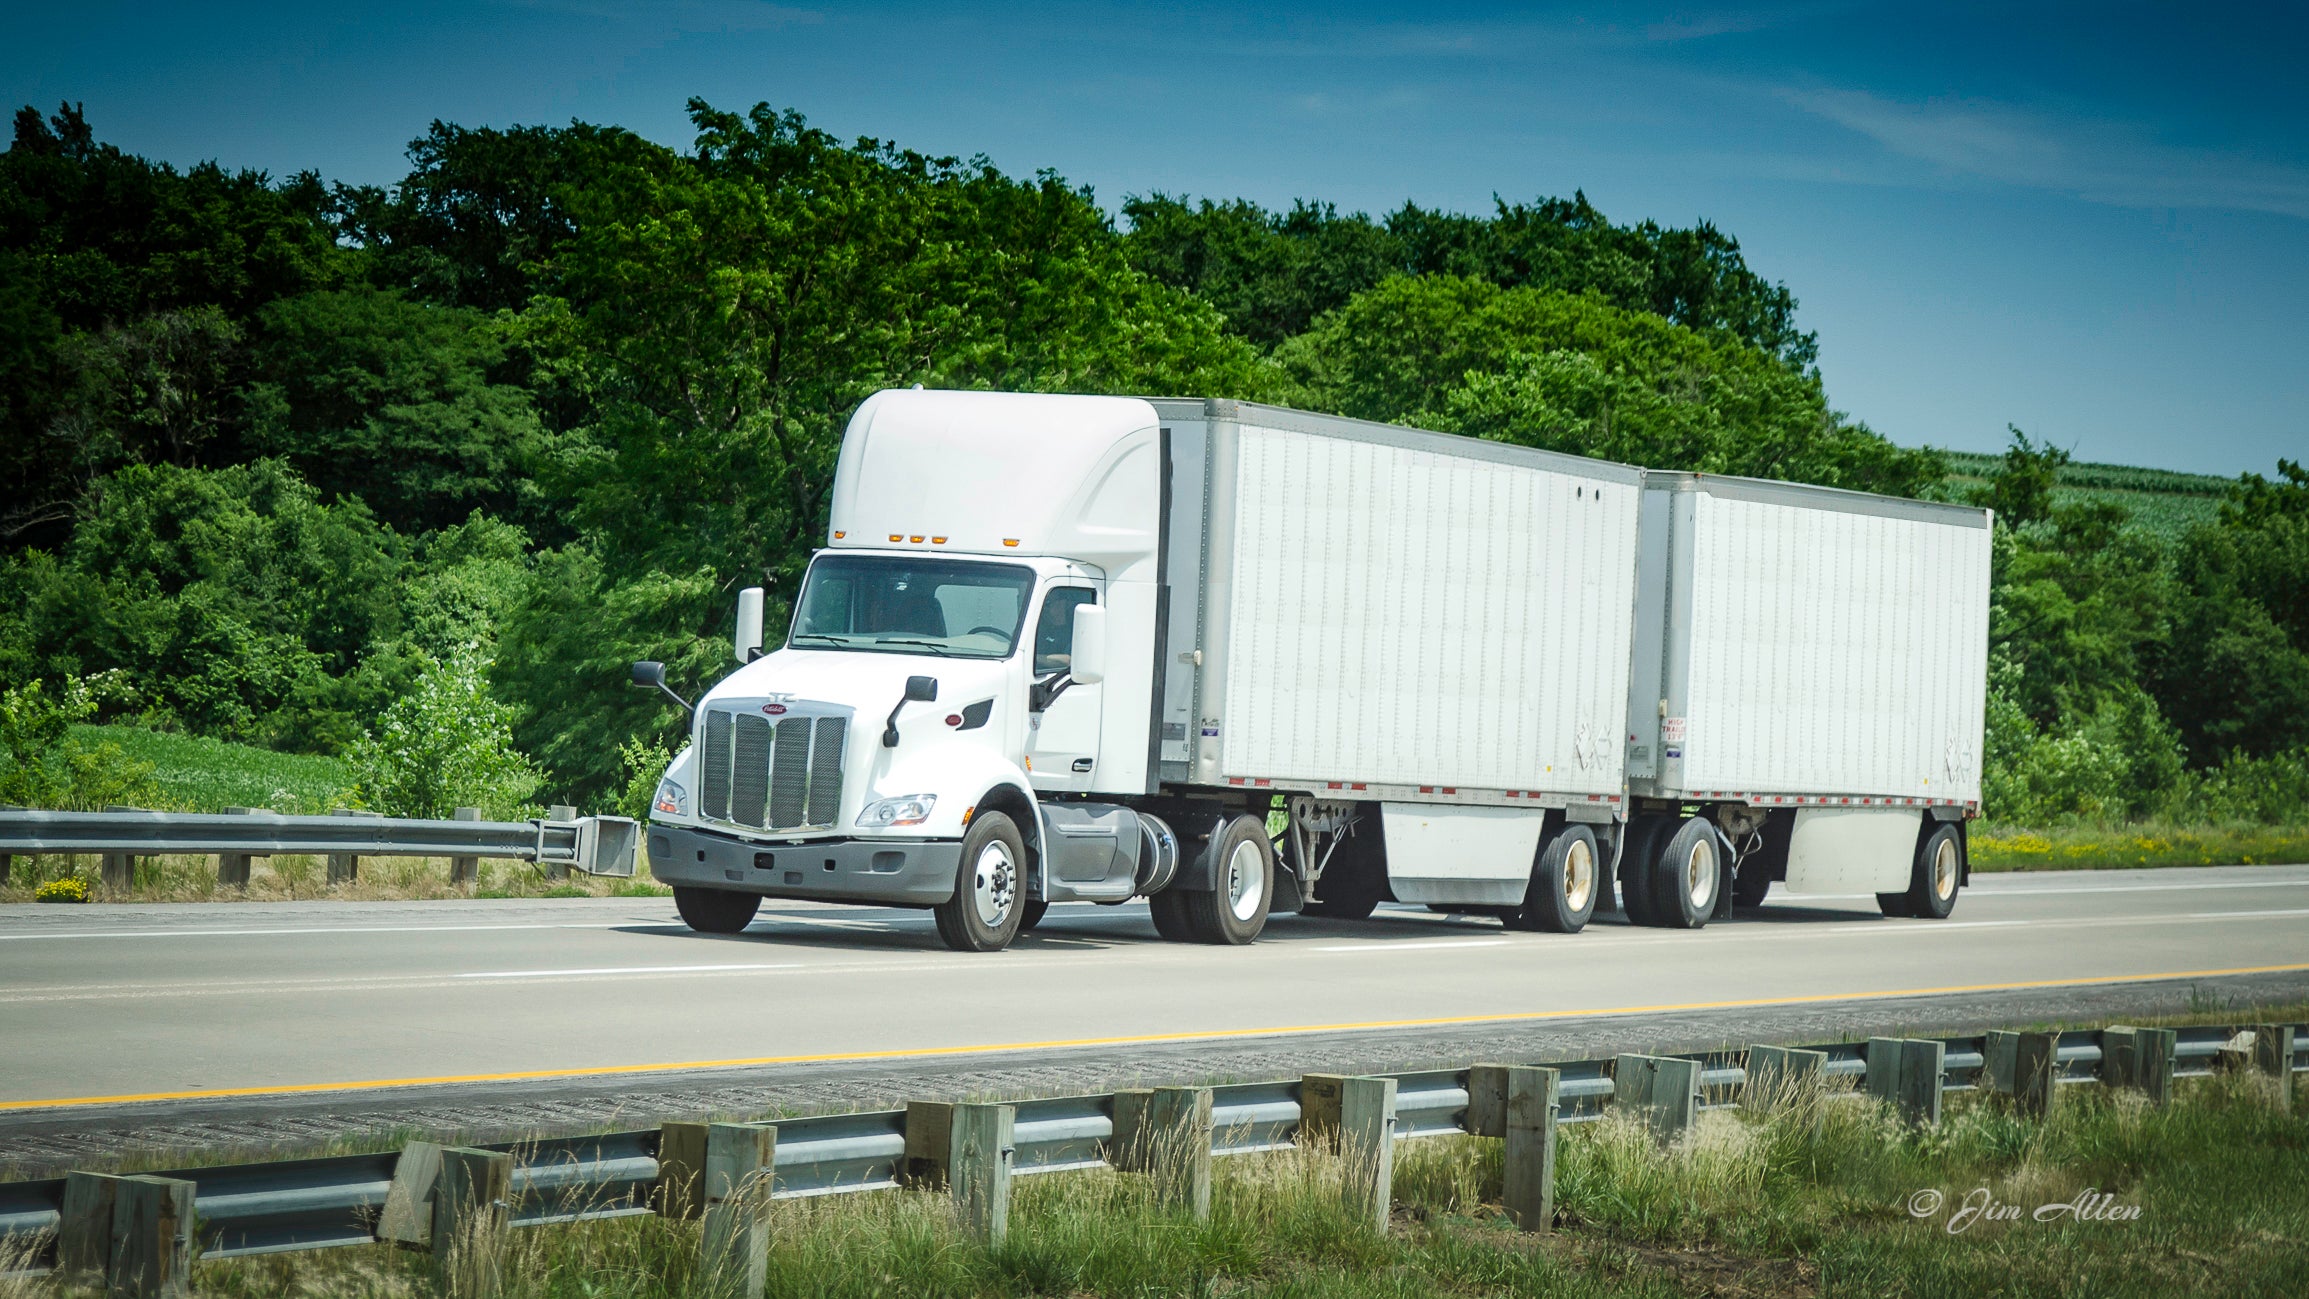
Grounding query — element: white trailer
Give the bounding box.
[1619,471,1992,926]
[635,390,1989,951]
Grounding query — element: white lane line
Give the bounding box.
[2186,908,2309,920]
[0,922,656,942]
[1966,878,2309,897]
[455,963,801,979]
[1311,939,1513,953]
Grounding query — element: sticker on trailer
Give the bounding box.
[1662,716,1687,743]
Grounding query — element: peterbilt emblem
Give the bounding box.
[764,703,788,715]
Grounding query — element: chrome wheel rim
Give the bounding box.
[972,842,1017,928]
[1932,837,1958,901]
[1685,838,1717,912]
[1225,840,1266,922]
[1563,838,1594,913]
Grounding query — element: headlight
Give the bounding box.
[653,779,687,816]
[857,794,937,828]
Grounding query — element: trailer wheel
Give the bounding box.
[1617,817,1666,925]
[1511,824,1599,933]
[1171,815,1273,944]
[933,811,1027,952]
[1898,823,1963,920]
[673,886,761,935]
[1648,817,1720,929]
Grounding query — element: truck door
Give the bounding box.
[1026,584,1101,792]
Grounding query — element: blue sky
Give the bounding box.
[8,1,2305,475]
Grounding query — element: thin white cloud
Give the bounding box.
[1786,87,2309,219]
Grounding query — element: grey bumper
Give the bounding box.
[647,823,963,907]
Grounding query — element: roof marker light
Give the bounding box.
[833,531,846,539]
[909,535,924,543]
[1002,539,1020,547]
[932,536,947,544]
[888,534,902,542]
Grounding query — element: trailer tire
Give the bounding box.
[1511,824,1599,933]
[673,886,761,935]
[1173,815,1273,944]
[933,812,1028,952]
[1902,823,1963,920]
[1648,817,1720,929]
[1617,817,1666,925]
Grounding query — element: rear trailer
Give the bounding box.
[1624,471,1992,922]
[1148,399,1643,919]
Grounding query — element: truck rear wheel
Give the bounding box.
[1509,824,1598,933]
[673,886,761,935]
[1647,817,1720,929]
[1167,815,1273,945]
[1617,817,1666,925]
[933,812,1027,952]
[1893,823,1963,920]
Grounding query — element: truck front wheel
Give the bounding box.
[933,812,1028,952]
[674,886,762,935]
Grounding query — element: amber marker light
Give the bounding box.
[833,531,845,539]
[932,536,948,544]
[1003,538,1020,547]
[909,535,925,543]
[887,534,901,542]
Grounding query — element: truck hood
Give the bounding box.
[701,647,1013,717]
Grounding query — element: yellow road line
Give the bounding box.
[8,960,2308,1112]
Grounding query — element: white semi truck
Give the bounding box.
[636,390,1991,951]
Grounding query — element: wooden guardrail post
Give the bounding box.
[546,804,577,880]
[1108,1088,1153,1172]
[0,805,18,885]
[326,807,365,884]
[376,1141,444,1248]
[2011,1032,2060,1119]
[216,807,258,886]
[58,1171,194,1297]
[1742,1045,1828,1113]
[1298,1073,1346,1152]
[1337,1076,1397,1234]
[2099,1027,2176,1106]
[949,1103,1014,1245]
[1867,1038,1945,1127]
[451,806,483,885]
[1144,1086,1214,1219]
[2251,1024,2297,1114]
[1501,1066,1559,1234]
[100,804,145,889]
[431,1146,512,1299]
[902,1101,955,1188]
[701,1123,777,1294]
[655,1121,709,1219]
[1614,1054,1699,1142]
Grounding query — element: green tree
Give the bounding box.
[348,647,545,819]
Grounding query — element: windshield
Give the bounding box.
[788,555,1035,659]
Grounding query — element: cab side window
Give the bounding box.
[1034,587,1097,676]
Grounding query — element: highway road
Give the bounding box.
[2,864,2305,1125]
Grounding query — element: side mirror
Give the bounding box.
[630,661,693,714]
[734,587,764,664]
[1068,605,1106,685]
[905,675,939,702]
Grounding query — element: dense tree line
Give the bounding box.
[1,99,2303,821]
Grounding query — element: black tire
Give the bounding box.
[673,886,761,935]
[1017,899,1050,932]
[1617,817,1666,925]
[1875,892,1914,917]
[1173,814,1274,945]
[1297,821,1386,921]
[1511,824,1600,934]
[1147,888,1197,941]
[933,811,1028,952]
[1904,823,1963,920]
[1731,865,1772,908]
[1647,817,1721,930]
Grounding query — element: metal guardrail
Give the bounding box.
[0,809,638,876]
[2,1022,2298,1275]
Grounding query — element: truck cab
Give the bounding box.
[640,390,1190,951]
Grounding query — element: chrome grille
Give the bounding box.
[701,711,733,820]
[696,701,850,833]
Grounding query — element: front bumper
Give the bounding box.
[646,822,963,906]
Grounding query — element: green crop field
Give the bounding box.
[1941,450,2233,540]
[71,724,354,814]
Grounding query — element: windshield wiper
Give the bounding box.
[790,633,848,646]
[874,638,964,657]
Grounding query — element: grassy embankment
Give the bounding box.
[12,1038,2301,1297]
[0,725,666,902]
